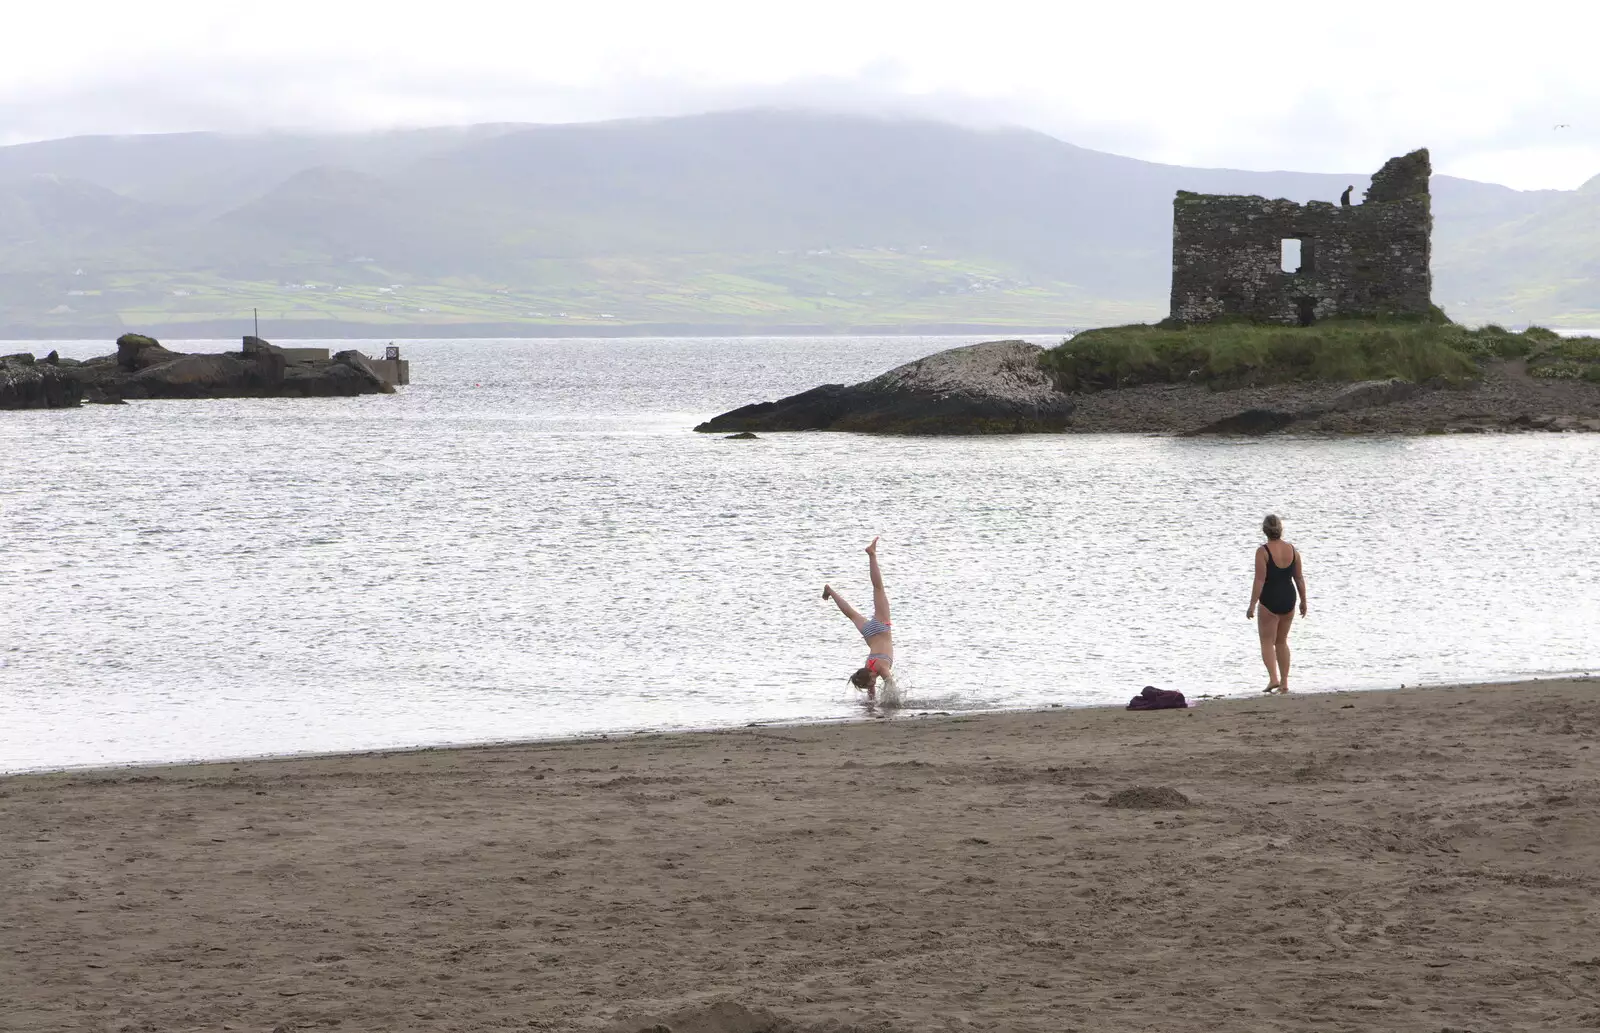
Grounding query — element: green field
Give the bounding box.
[5,250,1158,336]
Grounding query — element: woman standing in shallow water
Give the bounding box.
[822,537,894,700]
[1248,514,1308,693]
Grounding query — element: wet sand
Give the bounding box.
[3,679,1598,1032]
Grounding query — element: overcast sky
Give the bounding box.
[4,0,1597,190]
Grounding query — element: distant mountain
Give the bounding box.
[0,176,170,249]
[1433,173,1600,321]
[0,110,1592,338]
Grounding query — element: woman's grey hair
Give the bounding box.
[1262,514,1284,540]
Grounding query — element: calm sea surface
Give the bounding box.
[3,335,1598,772]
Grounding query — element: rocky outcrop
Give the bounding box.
[1,353,84,409]
[20,334,399,406]
[242,336,287,386]
[1323,378,1420,412]
[137,354,253,395]
[1184,409,1298,436]
[696,340,1600,436]
[117,333,180,371]
[695,340,1075,435]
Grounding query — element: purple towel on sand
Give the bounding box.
[1126,685,1188,710]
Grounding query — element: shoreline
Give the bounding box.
[0,323,1090,343]
[7,324,1600,344]
[5,672,1593,779]
[5,676,1597,1031]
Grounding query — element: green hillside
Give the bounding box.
[0,110,1594,338]
[1433,174,1600,326]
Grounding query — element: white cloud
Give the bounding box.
[2,0,1597,189]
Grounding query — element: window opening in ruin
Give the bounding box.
[1296,297,1317,327]
[1280,238,1303,273]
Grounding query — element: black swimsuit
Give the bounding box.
[1259,542,1298,616]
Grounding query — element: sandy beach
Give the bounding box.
[4,680,1598,1032]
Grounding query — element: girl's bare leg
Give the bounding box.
[1257,611,1281,688]
[1274,610,1295,692]
[865,537,890,622]
[823,584,865,630]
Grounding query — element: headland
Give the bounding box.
[699,148,1600,436]
[697,322,1600,435]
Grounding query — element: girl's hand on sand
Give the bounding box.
[865,536,879,555]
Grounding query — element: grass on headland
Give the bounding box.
[1039,319,1600,392]
[1527,330,1600,382]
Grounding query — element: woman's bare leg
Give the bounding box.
[1274,610,1295,692]
[822,584,866,631]
[1257,611,1281,688]
[865,537,890,622]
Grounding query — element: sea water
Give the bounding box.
[2,335,1597,771]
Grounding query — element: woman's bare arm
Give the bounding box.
[1247,547,1266,618]
[1293,551,1308,615]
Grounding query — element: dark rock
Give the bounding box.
[29,335,397,404]
[2,352,35,365]
[1,354,83,408]
[1325,378,1419,411]
[44,350,59,364]
[116,333,179,372]
[1183,409,1297,436]
[724,431,760,439]
[333,350,396,394]
[696,340,1074,435]
[241,336,287,386]
[136,354,252,397]
[703,383,857,433]
[273,353,391,397]
[1544,416,1600,432]
[63,365,141,403]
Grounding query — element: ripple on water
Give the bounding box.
[2,335,1598,770]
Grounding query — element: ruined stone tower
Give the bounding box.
[1168,149,1432,325]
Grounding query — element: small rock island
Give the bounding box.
[698,149,1600,436]
[1,334,400,409]
[699,339,1075,435]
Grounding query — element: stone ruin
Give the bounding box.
[1169,149,1432,326]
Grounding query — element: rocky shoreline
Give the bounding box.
[698,339,1074,434]
[0,334,395,409]
[696,340,1600,436]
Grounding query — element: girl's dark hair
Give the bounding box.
[850,667,874,688]
[1262,514,1284,540]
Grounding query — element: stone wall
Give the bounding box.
[1169,149,1432,325]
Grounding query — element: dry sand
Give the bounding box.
[4,680,1599,1032]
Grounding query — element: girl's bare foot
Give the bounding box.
[822,585,833,601]
[865,536,879,554]
[1263,683,1279,693]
